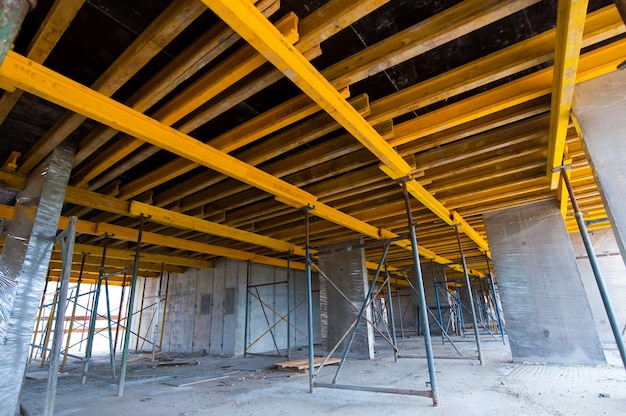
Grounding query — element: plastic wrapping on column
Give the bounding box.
[0,0,37,64]
[318,238,373,359]
[0,141,75,415]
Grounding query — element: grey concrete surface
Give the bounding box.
[20,336,626,416]
[484,200,605,365]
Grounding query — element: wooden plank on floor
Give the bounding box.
[273,357,341,371]
[163,373,236,387]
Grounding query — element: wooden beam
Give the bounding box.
[367,4,623,126]
[322,0,541,89]
[203,0,490,254]
[0,53,481,275]
[0,0,85,125]
[120,90,355,201]
[390,36,626,148]
[17,0,208,174]
[129,201,306,256]
[73,0,279,168]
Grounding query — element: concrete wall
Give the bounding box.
[483,200,605,365]
[570,228,626,344]
[134,258,319,356]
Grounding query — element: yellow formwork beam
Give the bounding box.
[202,0,411,179]
[72,11,299,190]
[547,0,589,189]
[18,0,208,175]
[0,53,480,276]
[129,201,307,256]
[0,51,319,209]
[203,0,490,258]
[390,31,626,149]
[149,12,299,128]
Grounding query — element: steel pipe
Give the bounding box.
[454,225,484,365]
[559,167,626,371]
[402,182,439,406]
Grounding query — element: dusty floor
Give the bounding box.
[21,336,626,415]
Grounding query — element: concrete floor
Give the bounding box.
[21,336,626,415]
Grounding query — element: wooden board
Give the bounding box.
[273,357,341,371]
[163,373,235,387]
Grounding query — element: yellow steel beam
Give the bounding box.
[0,54,480,276]
[95,0,538,222]
[0,0,85,125]
[95,223,305,270]
[129,201,307,256]
[203,0,490,256]
[71,0,381,193]
[0,51,321,208]
[48,251,185,273]
[547,0,589,189]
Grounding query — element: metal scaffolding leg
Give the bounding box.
[558,167,626,371]
[44,216,77,416]
[30,278,49,364]
[82,237,109,384]
[114,273,128,357]
[287,252,292,361]
[244,261,251,358]
[118,216,145,397]
[159,272,170,351]
[402,183,439,405]
[384,264,398,362]
[485,255,506,345]
[303,207,315,393]
[454,225,484,365]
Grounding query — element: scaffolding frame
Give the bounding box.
[243,255,310,359]
[302,180,440,405]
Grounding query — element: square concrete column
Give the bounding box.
[483,200,605,365]
[573,68,626,263]
[318,237,374,359]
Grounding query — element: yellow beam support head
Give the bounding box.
[547,0,589,189]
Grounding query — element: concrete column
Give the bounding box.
[0,141,75,416]
[483,200,605,365]
[0,0,36,64]
[318,238,374,359]
[572,68,626,263]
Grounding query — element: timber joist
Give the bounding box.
[1,0,623,280]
